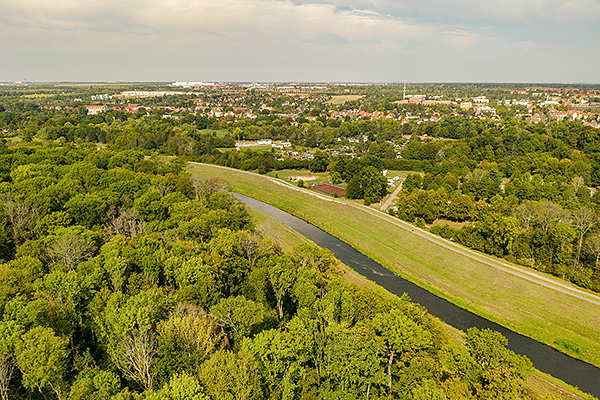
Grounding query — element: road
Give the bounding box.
[189,162,600,306]
[380,179,403,211]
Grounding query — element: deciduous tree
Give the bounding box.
[15,326,70,399]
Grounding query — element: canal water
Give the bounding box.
[235,193,600,397]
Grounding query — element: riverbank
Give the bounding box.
[247,200,596,400]
[188,162,600,371]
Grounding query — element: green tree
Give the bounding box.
[309,151,329,173]
[96,289,171,390]
[245,329,302,399]
[65,193,108,228]
[0,321,23,400]
[156,304,224,374]
[69,368,121,400]
[261,255,298,319]
[372,309,432,393]
[15,326,70,399]
[210,296,267,346]
[345,177,363,200]
[322,324,386,398]
[361,166,388,205]
[465,328,531,379]
[199,349,263,400]
[145,373,208,400]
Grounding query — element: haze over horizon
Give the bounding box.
[1,0,599,83]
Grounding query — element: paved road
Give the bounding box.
[380,179,404,211]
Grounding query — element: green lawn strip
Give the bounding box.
[188,163,600,367]
[249,199,591,400]
[383,170,420,180]
[526,370,597,400]
[247,207,311,252]
[239,145,274,152]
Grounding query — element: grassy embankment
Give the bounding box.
[189,162,600,370]
[248,206,595,400]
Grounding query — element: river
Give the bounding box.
[235,193,600,397]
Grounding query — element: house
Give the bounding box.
[85,105,108,115]
[529,113,543,123]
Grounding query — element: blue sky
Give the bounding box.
[1,0,598,83]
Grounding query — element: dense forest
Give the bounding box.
[0,144,546,399]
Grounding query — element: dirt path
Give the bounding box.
[189,162,600,306]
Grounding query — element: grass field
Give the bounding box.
[326,95,364,105]
[249,198,594,400]
[383,170,420,189]
[22,93,54,98]
[236,145,274,153]
[385,170,421,179]
[189,162,600,369]
[266,169,330,183]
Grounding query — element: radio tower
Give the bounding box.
[403,81,406,99]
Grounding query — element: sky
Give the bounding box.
[1,0,599,83]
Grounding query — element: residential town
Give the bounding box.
[53,82,600,128]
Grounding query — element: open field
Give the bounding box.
[266,169,330,183]
[382,170,421,189]
[249,199,595,400]
[326,95,364,104]
[189,162,600,368]
[385,169,422,180]
[22,93,54,98]
[236,145,273,152]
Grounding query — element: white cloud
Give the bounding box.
[463,0,600,25]
[0,0,432,41]
[0,0,597,82]
[518,40,536,52]
[305,0,600,26]
[442,30,479,49]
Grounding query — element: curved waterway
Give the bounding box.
[235,193,600,397]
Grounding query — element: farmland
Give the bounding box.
[325,94,364,104]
